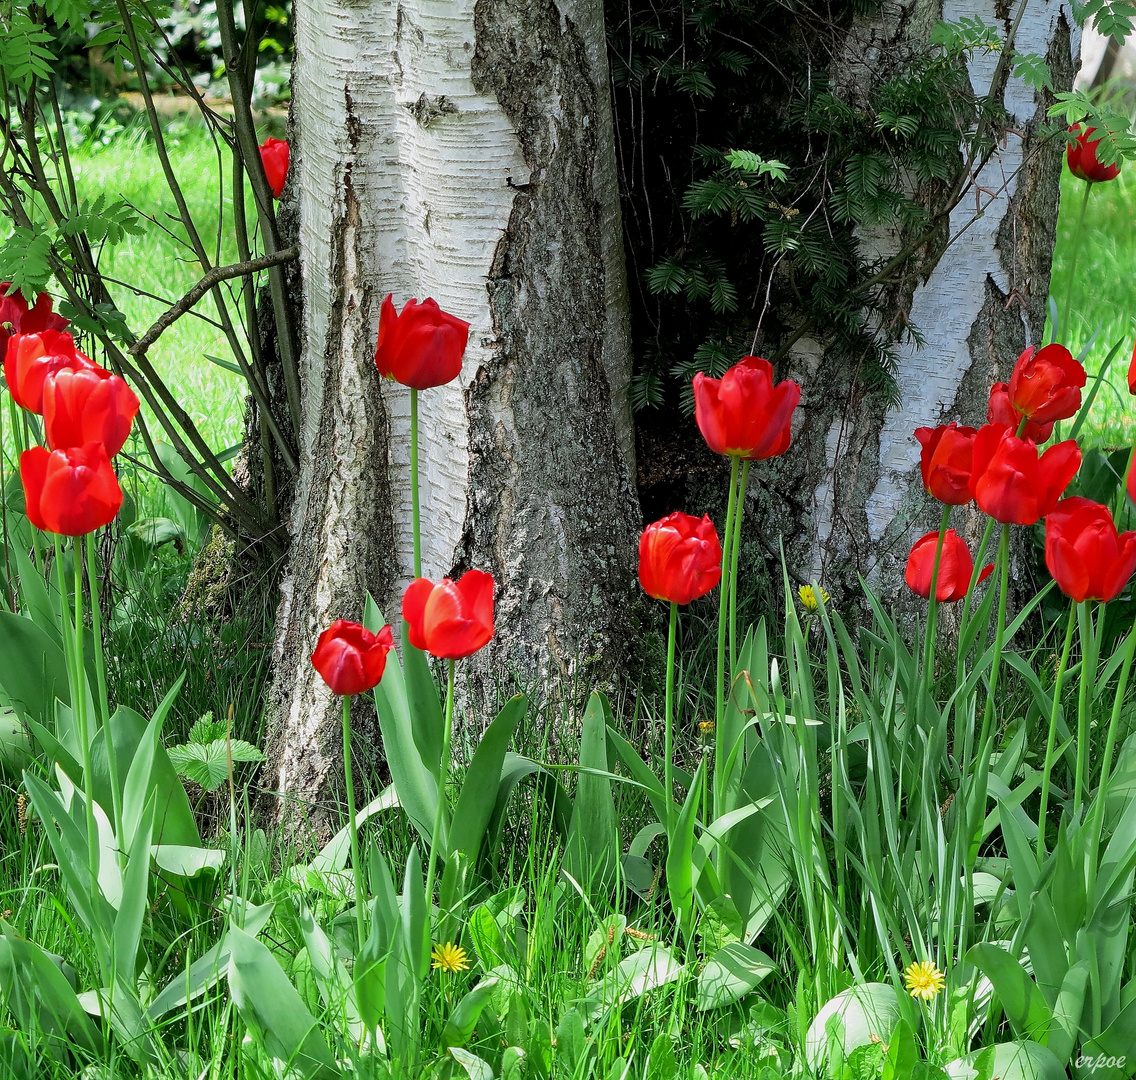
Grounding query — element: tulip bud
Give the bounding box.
[638,512,723,605]
[375,294,470,390]
[402,569,494,659]
[311,619,395,696]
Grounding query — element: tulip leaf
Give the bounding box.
[0,926,102,1056]
[695,941,776,1010]
[965,943,1052,1040]
[226,925,340,1079]
[0,611,69,729]
[606,724,668,823]
[449,695,526,866]
[666,758,705,938]
[366,595,440,845]
[400,625,444,777]
[564,693,619,895]
[443,977,501,1047]
[944,1041,1065,1080]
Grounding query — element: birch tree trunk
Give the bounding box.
[262,0,641,829]
[760,0,1078,608]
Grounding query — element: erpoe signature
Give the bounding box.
[1075,1054,1127,1072]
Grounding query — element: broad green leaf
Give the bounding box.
[0,611,69,728]
[0,927,102,1055]
[226,926,339,1079]
[167,738,263,791]
[450,1047,494,1080]
[449,695,526,865]
[883,1019,919,1080]
[1079,995,1136,1077]
[400,625,444,775]
[443,977,500,1047]
[114,795,155,985]
[944,1041,1065,1080]
[121,675,185,851]
[564,693,619,894]
[695,941,776,1010]
[0,708,31,778]
[152,845,226,878]
[805,983,903,1069]
[579,944,683,1022]
[606,724,667,822]
[297,901,363,1042]
[91,703,199,848]
[468,904,508,970]
[965,944,1052,1040]
[147,902,274,1018]
[367,599,439,845]
[307,784,400,875]
[1047,961,1088,1065]
[666,758,705,937]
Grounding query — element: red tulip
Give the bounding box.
[1128,339,1136,396]
[693,356,800,460]
[988,382,1053,443]
[968,424,1081,525]
[638,512,722,605]
[402,569,494,660]
[374,295,470,390]
[1066,125,1121,184]
[914,423,977,505]
[311,619,395,696]
[43,367,139,456]
[1045,498,1136,603]
[905,529,993,602]
[0,283,69,358]
[259,137,290,199]
[1007,343,1084,425]
[4,331,102,414]
[20,442,123,535]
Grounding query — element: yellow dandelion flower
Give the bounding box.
[903,959,946,1001]
[698,720,716,735]
[798,584,829,611]
[431,942,470,973]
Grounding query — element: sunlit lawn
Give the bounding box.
[1049,165,1136,447]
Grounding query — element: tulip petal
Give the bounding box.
[401,577,435,652]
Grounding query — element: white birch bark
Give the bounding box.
[264,0,640,826]
[764,0,1079,603]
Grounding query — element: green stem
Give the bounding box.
[410,388,421,579]
[423,659,455,915]
[73,542,98,877]
[728,461,750,673]
[342,695,366,952]
[1087,621,1136,891]
[954,516,996,759]
[85,535,122,863]
[1061,181,1093,342]
[664,601,678,824]
[1036,602,1077,864]
[920,505,952,720]
[1073,601,1099,815]
[970,525,1011,774]
[714,455,740,810]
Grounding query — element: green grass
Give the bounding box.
[1049,166,1136,447]
[69,121,247,456]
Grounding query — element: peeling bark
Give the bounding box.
[263,0,639,828]
[757,0,1078,611]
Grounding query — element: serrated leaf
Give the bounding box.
[168,739,263,791]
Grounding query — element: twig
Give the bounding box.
[129,248,298,356]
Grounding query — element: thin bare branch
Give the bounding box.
[129,248,298,357]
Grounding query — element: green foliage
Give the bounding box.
[167,712,264,792]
